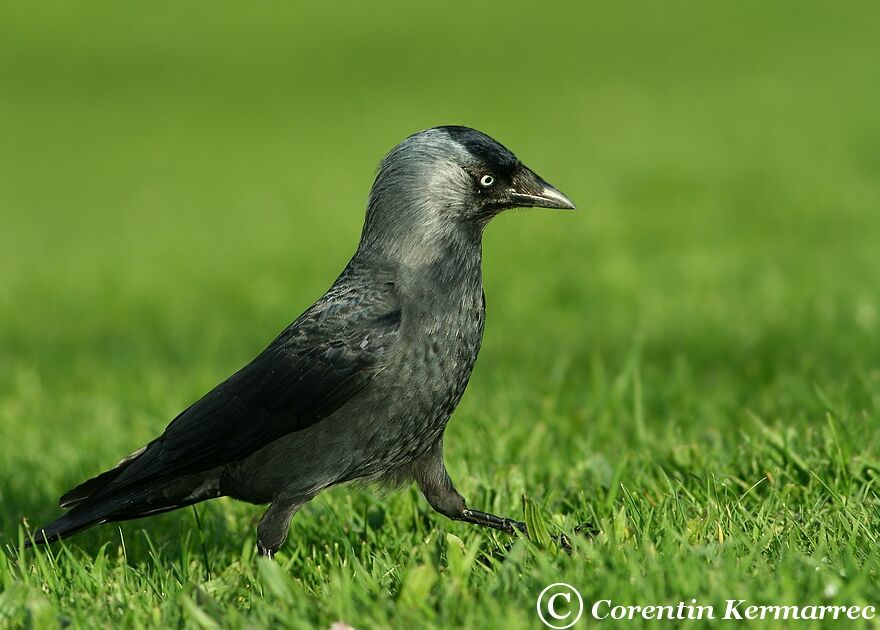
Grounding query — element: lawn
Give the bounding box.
[1,1,879,628]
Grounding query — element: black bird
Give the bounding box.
[28,126,575,555]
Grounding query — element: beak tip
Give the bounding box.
[541,186,577,211]
[512,165,576,210]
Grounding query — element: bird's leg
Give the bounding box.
[411,441,597,547]
[412,441,527,536]
[256,495,309,558]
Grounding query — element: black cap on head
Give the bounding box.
[437,125,519,178]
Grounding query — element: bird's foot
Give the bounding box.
[459,509,597,551]
[558,522,599,551]
[460,508,528,535]
[257,543,275,560]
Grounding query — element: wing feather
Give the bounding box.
[86,272,401,498]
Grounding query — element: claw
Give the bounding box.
[558,522,599,552]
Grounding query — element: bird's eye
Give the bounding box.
[479,174,495,187]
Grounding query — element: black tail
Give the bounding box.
[27,492,207,547]
[27,449,221,547]
[58,445,148,509]
[27,505,111,546]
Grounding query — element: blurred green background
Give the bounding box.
[1,1,879,627]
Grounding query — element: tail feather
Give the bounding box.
[59,445,148,509]
[28,466,222,548]
[27,494,207,547]
[27,509,109,547]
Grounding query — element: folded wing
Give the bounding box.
[64,272,402,506]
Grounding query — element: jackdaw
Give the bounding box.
[28,126,575,555]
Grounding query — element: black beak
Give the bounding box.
[508,164,576,210]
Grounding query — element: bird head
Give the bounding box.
[360,126,574,260]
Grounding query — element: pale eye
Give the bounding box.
[480,174,495,187]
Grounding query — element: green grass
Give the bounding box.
[2,1,880,627]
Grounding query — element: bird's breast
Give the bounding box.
[316,277,486,482]
[394,280,485,418]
